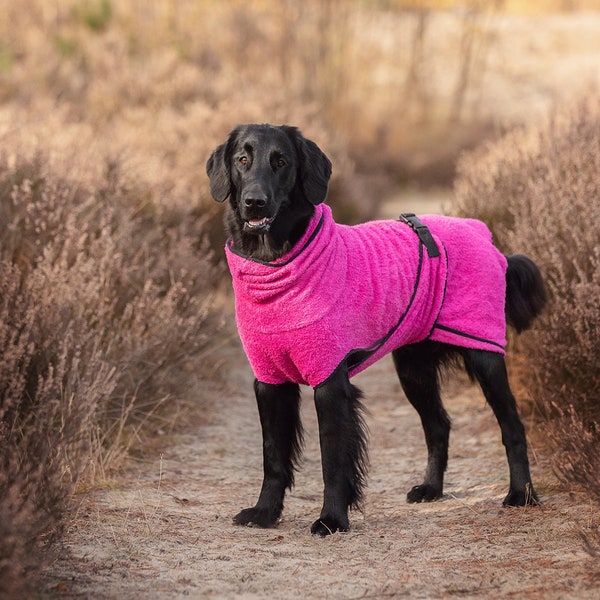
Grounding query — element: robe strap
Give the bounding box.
[399,213,440,258]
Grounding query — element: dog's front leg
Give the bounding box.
[311,366,369,536]
[233,379,303,528]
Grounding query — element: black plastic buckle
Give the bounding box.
[399,213,440,258]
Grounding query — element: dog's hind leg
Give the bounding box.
[392,343,451,503]
[461,349,539,507]
[233,380,303,528]
[311,365,369,536]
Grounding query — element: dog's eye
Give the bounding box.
[276,159,286,168]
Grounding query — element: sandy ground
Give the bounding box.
[44,341,599,599]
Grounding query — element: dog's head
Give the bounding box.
[206,124,332,256]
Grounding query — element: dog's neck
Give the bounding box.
[225,203,314,262]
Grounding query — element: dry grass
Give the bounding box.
[0,147,222,597]
[455,93,600,564]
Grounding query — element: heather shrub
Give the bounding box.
[0,260,110,597]
[454,95,600,508]
[0,151,221,596]
[1,0,558,203]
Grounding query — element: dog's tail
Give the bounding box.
[505,254,547,333]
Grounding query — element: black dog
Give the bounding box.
[207,124,546,536]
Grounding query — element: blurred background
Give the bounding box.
[1,1,599,595]
[2,0,600,219]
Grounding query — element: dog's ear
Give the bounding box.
[206,142,231,202]
[283,127,332,205]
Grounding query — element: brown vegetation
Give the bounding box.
[455,94,600,560]
[0,151,221,596]
[1,0,599,595]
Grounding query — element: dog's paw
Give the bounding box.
[503,484,540,507]
[310,515,349,536]
[406,484,442,503]
[233,507,280,528]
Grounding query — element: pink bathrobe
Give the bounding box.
[226,204,507,388]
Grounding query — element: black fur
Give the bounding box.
[207,124,547,536]
[233,380,303,528]
[505,254,548,333]
[206,123,331,262]
[311,365,369,535]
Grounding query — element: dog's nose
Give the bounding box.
[243,194,268,209]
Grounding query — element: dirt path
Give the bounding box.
[45,342,598,599]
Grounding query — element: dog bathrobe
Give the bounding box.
[226,204,507,388]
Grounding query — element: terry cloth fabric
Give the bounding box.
[225,204,507,388]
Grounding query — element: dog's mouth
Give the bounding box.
[243,216,275,233]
